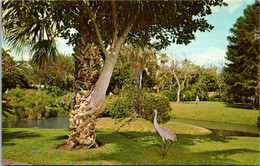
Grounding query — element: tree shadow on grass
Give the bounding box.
[2,128,42,146]
[192,148,260,164]
[52,134,69,140]
[179,134,237,146]
[225,102,253,110]
[71,130,255,165]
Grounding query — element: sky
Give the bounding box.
[2,0,255,68]
[161,0,255,69]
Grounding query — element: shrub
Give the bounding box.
[161,88,177,101]
[51,92,74,117]
[182,91,193,101]
[3,88,74,119]
[140,93,171,123]
[104,84,172,123]
[108,96,133,118]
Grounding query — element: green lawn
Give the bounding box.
[170,101,259,126]
[2,127,259,165]
[2,102,260,165]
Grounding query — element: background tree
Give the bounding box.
[224,4,259,109]
[171,59,197,103]
[2,0,226,149]
[2,48,29,92]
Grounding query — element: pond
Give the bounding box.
[2,117,70,129]
[2,117,259,137]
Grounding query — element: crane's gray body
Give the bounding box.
[153,109,177,143]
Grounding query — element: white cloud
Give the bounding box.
[245,0,255,4]
[226,0,242,13]
[188,47,227,68]
[212,0,243,13]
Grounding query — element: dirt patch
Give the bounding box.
[102,160,116,165]
[57,140,104,151]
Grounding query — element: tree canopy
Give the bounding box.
[3,0,227,53]
[224,4,259,108]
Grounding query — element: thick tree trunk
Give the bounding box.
[68,38,119,149]
[67,2,138,149]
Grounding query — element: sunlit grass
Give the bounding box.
[2,128,260,165]
[96,117,211,135]
[170,102,258,125]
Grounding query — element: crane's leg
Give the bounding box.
[163,143,166,158]
[165,141,174,156]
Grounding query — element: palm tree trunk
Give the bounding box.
[68,39,103,149]
[68,38,119,149]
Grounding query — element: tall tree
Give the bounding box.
[2,0,226,149]
[224,4,259,108]
[171,59,196,103]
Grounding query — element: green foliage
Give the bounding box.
[104,84,171,123]
[4,88,52,119]
[224,4,259,107]
[2,48,29,92]
[182,91,194,101]
[191,82,209,101]
[51,91,75,117]
[161,88,178,101]
[28,54,75,91]
[3,88,74,119]
[107,96,133,119]
[141,93,171,123]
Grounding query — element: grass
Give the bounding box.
[170,101,259,126]
[2,102,260,165]
[96,117,211,135]
[2,127,260,165]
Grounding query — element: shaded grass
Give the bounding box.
[170,101,258,125]
[2,128,260,165]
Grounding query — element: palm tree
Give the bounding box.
[131,45,157,89]
[2,1,58,90]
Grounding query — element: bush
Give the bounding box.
[104,84,172,123]
[51,92,74,117]
[161,88,177,101]
[3,88,74,119]
[141,93,171,123]
[108,96,133,118]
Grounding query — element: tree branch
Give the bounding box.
[83,3,109,59]
[117,7,139,45]
[181,73,189,90]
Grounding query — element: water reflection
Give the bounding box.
[2,117,259,137]
[2,117,70,129]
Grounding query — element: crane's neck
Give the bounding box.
[154,112,158,126]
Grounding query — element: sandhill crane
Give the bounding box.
[153,109,177,158]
